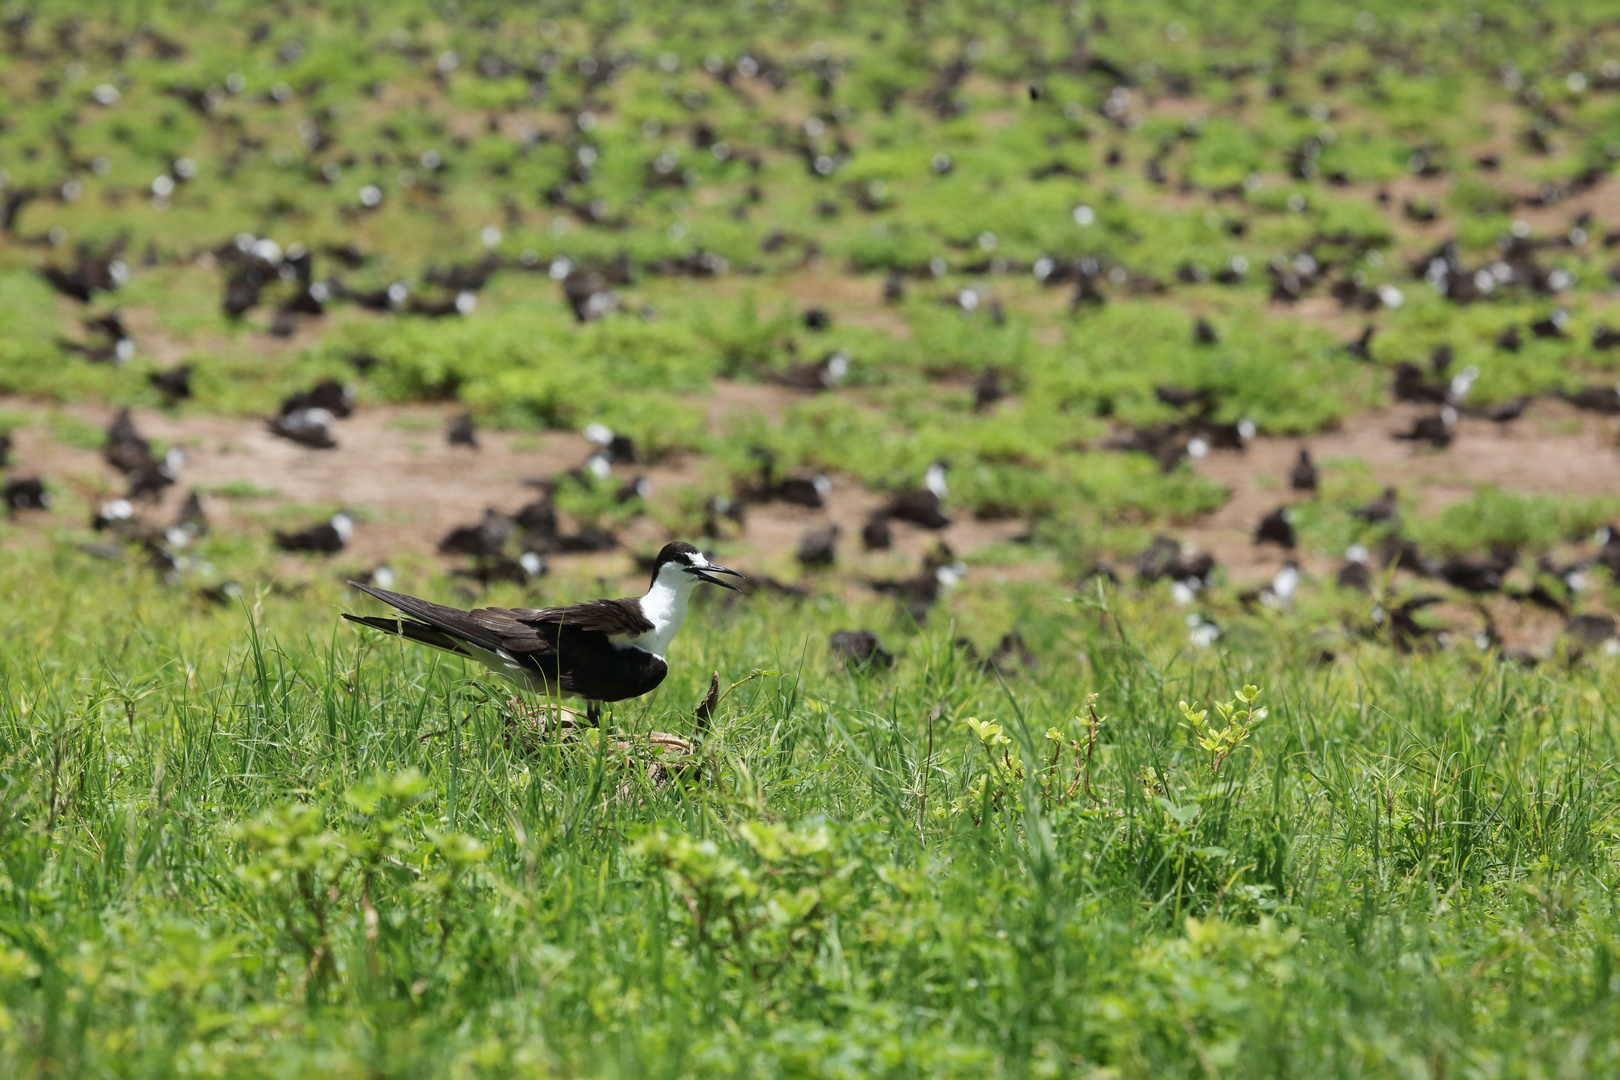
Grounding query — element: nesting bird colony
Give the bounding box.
[6,2,1620,1075]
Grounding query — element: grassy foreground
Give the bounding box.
[3,551,1619,1078]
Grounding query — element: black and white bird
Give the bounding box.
[275,511,353,553]
[884,460,951,529]
[4,477,50,513]
[1261,559,1301,611]
[269,406,338,449]
[1255,505,1296,548]
[343,541,741,723]
[1394,406,1456,449]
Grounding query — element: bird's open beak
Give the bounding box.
[688,564,744,591]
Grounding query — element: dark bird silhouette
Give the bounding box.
[771,475,831,508]
[829,629,894,670]
[1530,312,1569,339]
[275,512,353,554]
[616,476,649,505]
[1133,535,1217,586]
[423,253,502,293]
[1337,548,1373,592]
[981,631,1038,677]
[92,498,158,543]
[126,457,180,501]
[973,366,1007,411]
[767,350,849,391]
[2,187,38,234]
[1561,384,1620,415]
[452,551,547,588]
[173,490,209,539]
[1344,325,1375,361]
[329,280,405,312]
[882,269,905,303]
[147,364,193,403]
[796,524,840,568]
[883,461,951,529]
[1509,557,1575,615]
[553,525,620,553]
[40,241,128,302]
[1290,448,1317,492]
[742,449,832,509]
[102,409,180,499]
[280,378,356,418]
[1382,595,1444,652]
[1596,524,1620,580]
[407,291,477,318]
[0,432,11,468]
[447,412,478,448]
[1104,422,1188,472]
[196,581,245,608]
[1356,487,1400,526]
[1481,396,1530,423]
[1193,316,1218,345]
[584,423,638,465]
[701,495,746,540]
[861,511,893,550]
[1186,416,1254,453]
[1438,552,1515,593]
[1154,384,1214,411]
[562,269,617,321]
[1381,536,1439,577]
[104,408,153,474]
[1394,408,1455,448]
[83,311,130,342]
[1255,506,1296,548]
[1391,362,1451,404]
[269,407,338,449]
[1565,614,1618,656]
[868,554,966,624]
[438,508,514,558]
[1495,326,1522,352]
[3,477,50,513]
[58,334,133,365]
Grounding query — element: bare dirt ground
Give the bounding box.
[6,382,1615,601]
[1184,397,1620,588]
[0,383,1028,585]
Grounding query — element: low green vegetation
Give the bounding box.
[4,553,1620,1076]
[4,0,1620,1075]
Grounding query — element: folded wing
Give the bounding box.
[343,582,666,701]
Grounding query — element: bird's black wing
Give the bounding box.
[345,582,552,654]
[344,584,665,702]
[516,597,653,638]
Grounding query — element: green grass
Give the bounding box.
[5,0,1620,1075]
[4,550,1620,1076]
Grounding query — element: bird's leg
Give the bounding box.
[586,700,602,727]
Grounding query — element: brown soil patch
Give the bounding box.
[2,386,1615,647]
[0,390,1024,584]
[1181,397,1620,588]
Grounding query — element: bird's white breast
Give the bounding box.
[615,575,690,659]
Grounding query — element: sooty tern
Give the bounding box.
[343,541,741,723]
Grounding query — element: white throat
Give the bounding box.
[619,565,697,657]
